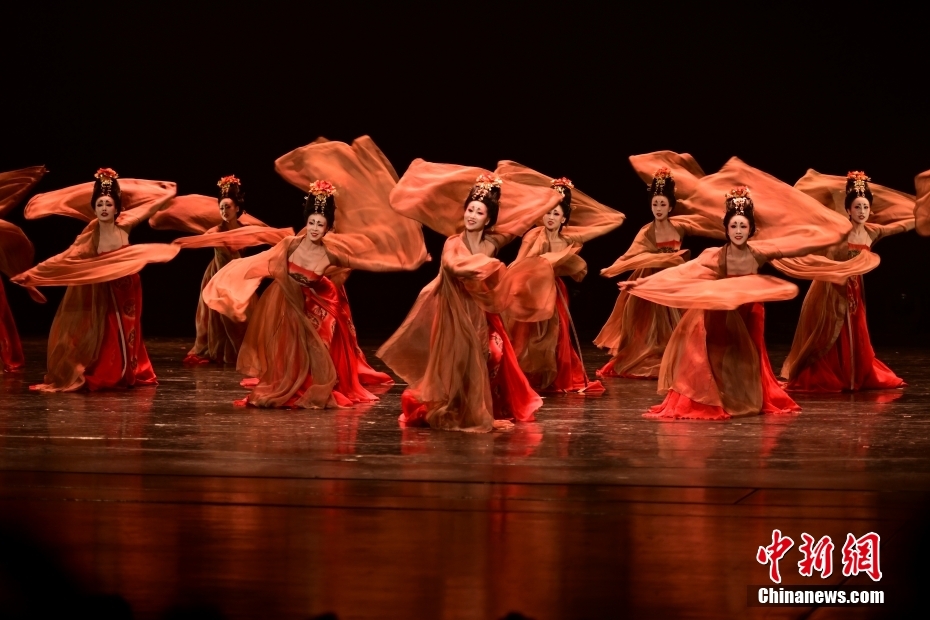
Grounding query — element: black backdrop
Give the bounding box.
[2,5,928,345]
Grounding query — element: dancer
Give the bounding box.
[378,160,566,431]
[149,175,292,364]
[13,169,178,391]
[619,158,851,419]
[203,136,427,408]
[595,152,724,379]
[0,166,48,372]
[498,162,625,393]
[779,171,914,391]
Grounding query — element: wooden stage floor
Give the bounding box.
[1,338,929,619]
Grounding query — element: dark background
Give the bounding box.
[1,4,928,345]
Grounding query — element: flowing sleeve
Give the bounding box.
[496,161,625,243]
[0,221,46,302]
[629,151,706,199]
[202,238,291,322]
[11,229,180,288]
[770,252,880,285]
[172,225,295,251]
[25,178,177,229]
[600,223,688,278]
[915,169,930,236]
[0,165,47,218]
[442,235,558,322]
[671,214,727,241]
[796,169,915,240]
[681,157,850,260]
[628,247,798,310]
[389,159,562,238]
[149,194,268,234]
[276,135,428,272]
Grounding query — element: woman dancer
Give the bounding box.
[779,171,913,391]
[203,136,427,408]
[0,166,48,372]
[13,169,178,391]
[499,162,625,393]
[595,153,724,379]
[149,175,291,364]
[619,158,850,419]
[377,160,565,431]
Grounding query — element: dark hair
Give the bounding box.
[844,177,873,211]
[723,206,756,241]
[303,193,336,230]
[648,176,677,212]
[555,186,573,228]
[91,177,122,215]
[463,186,501,229]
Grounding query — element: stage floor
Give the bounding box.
[1,338,928,619]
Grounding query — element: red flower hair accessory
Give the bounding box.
[724,185,753,215]
[469,174,502,202]
[307,180,337,210]
[649,167,673,195]
[551,177,574,196]
[846,171,871,197]
[94,167,119,196]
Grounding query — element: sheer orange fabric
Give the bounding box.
[388,159,562,238]
[0,166,47,218]
[779,171,913,390]
[627,158,850,418]
[276,136,428,272]
[24,179,176,224]
[916,169,930,236]
[495,161,626,243]
[204,236,399,408]
[16,179,177,392]
[149,194,267,234]
[628,151,706,198]
[377,234,558,431]
[0,166,47,371]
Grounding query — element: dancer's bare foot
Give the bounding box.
[492,420,515,431]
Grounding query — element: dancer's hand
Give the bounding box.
[617,279,639,291]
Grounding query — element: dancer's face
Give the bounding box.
[543,205,565,232]
[652,196,670,221]
[219,198,240,223]
[847,197,871,224]
[727,215,751,246]
[464,201,489,232]
[306,213,329,241]
[94,196,116,223]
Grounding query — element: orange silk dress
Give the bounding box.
[631,245,803,420]
[506,227,604,394]
[378,233,558,432]
[781,238,905,392]
[30,245,158,392]
[203,236,396,409]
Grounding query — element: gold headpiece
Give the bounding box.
[550,177,574,197]
[724,186,753,216]
[307,179,337,210]
[95,167,119,196]
[846,171,871,197]
[469,174,502,202]
[649,167,673,195]
[217,175,241,198]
